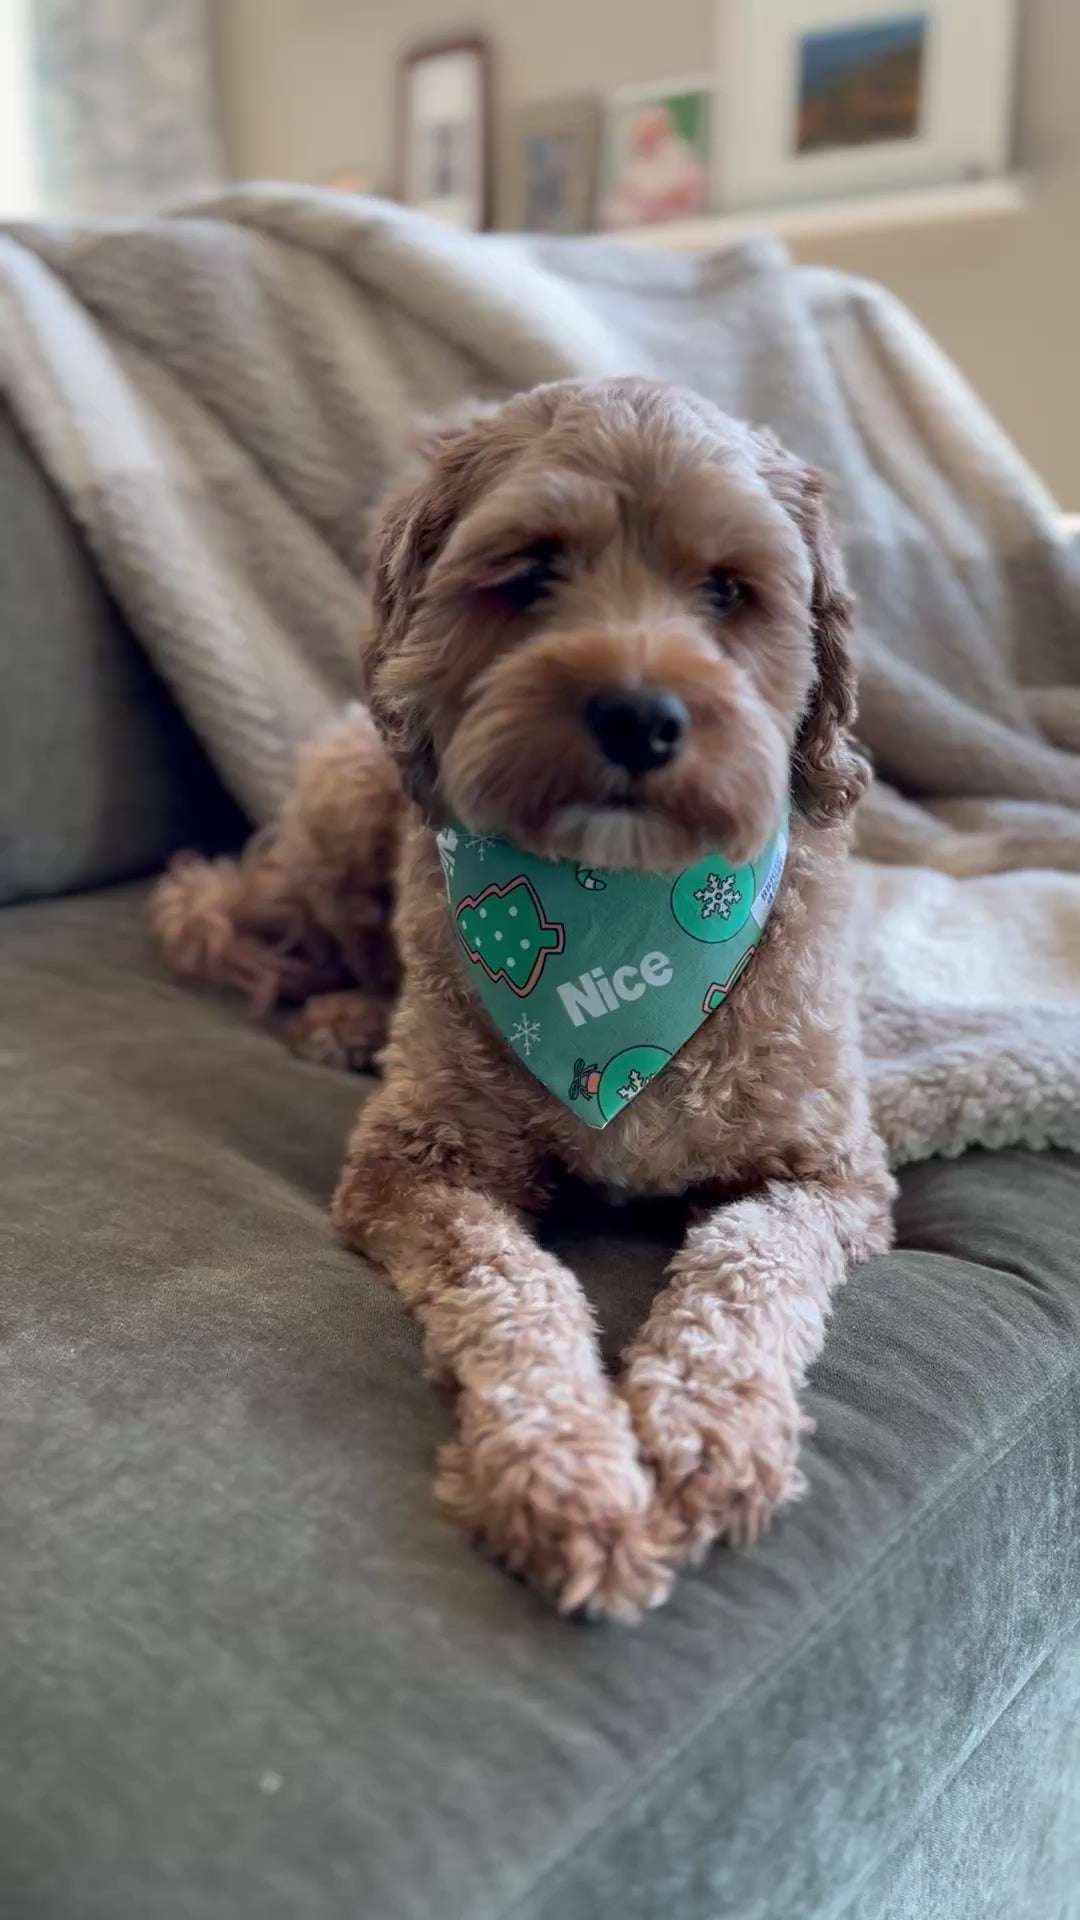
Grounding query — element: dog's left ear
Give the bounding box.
[364,405,498,810]
[755,433,870,825]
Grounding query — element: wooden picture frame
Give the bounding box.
[500,96,600,235]
[398,35,491,231]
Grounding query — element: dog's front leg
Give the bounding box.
[333,1099,675,1619]
[619,1163,894,1566]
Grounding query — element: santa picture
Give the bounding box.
[601,84,712,229]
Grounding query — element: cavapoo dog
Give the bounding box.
[153,378,895,1619]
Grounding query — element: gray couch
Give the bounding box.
[3,403,1079,1920]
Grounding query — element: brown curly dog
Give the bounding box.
[153,379,896,1620]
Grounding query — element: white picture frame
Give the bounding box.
[717,0,1018,213]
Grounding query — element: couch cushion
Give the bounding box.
[2,888,1078,1920]
[0,408,243,904]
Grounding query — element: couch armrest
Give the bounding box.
[0,407,243,905]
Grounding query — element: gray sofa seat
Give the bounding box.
[3,885,1078,1920]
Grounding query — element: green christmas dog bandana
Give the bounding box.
[436,811,788,1129]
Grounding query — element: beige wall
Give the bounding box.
[215,0,1080,501]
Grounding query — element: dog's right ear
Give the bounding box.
[362,406,497,809]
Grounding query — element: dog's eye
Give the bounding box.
[488,541,563,614]
[705,569,748,620]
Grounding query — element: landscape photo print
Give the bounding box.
[796,12,927,153]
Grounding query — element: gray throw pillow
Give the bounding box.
[0,407,243,904]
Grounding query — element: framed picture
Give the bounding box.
[501,97,599,235]
[598,77,715,231]
[717,0,1018,211]
[399,36,490,230]
[320,172,375,195]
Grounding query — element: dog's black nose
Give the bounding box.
[585,686,689,775]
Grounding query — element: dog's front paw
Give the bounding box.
[620,1356,809,1565]
[279,991,391,1073]
[436,1390,678,1621]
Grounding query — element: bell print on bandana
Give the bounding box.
[441,811,788,1129]
[456,876,565,997]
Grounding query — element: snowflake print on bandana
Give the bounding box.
[671,854,755,945]
[512,1015,541,1056]
[693,871,742,922]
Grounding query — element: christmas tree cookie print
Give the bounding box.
[671,855,754,943]
[456,876,565,997]
[596,1045,671,1123]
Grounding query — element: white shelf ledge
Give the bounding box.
[614,177,1027,251]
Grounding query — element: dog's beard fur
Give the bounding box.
[439,620,793,870]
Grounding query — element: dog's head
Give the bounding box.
[364,379,867,869]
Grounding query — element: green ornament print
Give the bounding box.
[439,811,788,1130]
[596,1045,672,1123]
[670,857,755,943]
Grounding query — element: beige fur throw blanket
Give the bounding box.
[1,186,1078,1166]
